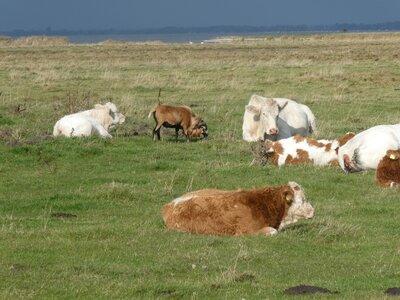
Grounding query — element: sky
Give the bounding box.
[1,0,400,31]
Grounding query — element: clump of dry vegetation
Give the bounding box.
[0,36,12,46]
[1,35,70,47]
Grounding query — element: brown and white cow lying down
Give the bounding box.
[376,150,400,188]
[260,133,355,166]
[148,104,208,142]
[162,182,314,236]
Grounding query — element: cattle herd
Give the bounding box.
[52,94,400,237]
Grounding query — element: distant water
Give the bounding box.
[66,31,341,44]
[67,33,229,44]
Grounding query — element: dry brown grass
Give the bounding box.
[1,36,70,47]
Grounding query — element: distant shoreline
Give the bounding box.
[2,29,400,45]
[2,21,400,41]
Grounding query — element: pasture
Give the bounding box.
[1,33,400,299]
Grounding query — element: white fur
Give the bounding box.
[338,124,400,172]
[242,95,316,142]
[53,102,125,138]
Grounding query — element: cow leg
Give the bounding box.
[182,126,190,143]
[153,124,162,141]
[343,154,362,173]
[175,127,179,143]
[258,226,278,236]
[93,123,112,138]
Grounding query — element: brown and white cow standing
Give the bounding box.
[259,133,355,166]
[162,181,314,236]
[376,149,400,188]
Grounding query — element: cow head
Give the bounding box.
[198,121,209,138]
[192,117,208,138]
[279,181,314,230]
[100,102,126,128]
[246,99,287,141]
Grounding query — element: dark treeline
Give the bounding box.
[2,21,400,37]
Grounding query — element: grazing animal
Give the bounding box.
[148,104,208,142]
[162,181,314,236]
[376,149,400,188]
[53,102,125,138]
[260,133,355,166]
[242,95,316,142]
[337,124,400,172]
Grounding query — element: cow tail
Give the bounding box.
[309,117,317,134]
[305,109,317,134]
[148,107,157,119]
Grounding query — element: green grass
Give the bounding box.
[1,33,400,299]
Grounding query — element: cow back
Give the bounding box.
[162,187,290,236]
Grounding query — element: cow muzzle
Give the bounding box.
[268,128,279,135]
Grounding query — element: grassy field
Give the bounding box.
[1,33,400,299]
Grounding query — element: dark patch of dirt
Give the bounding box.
[158,289,181,298]
[0,130,54,147]
[234,272,256,283]
[51,212,77,218]
[0,128,19,146]
[26,134,53,144]
[0,128,13,139]
[284,285,338,295]
[386,287,400,295]
[123,123,150,137]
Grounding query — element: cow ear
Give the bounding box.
[278,101,288,112]
[387,151,399,160]
[246,105,260,114]
[283,188,294,204]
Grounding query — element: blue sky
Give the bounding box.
[1,0,400,31]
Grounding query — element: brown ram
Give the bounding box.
[148,104,208,142]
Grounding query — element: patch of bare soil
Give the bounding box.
[284,285,338,295]
[122,123,150,137]
[234,272,256,283]
[0,128,12,139]
[158,289,180,298]
[385,287,400,296]
[26,135,54,144]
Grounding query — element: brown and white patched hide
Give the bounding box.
[260,133,355,166]
[376,149,400,188]
[162,181,314,236]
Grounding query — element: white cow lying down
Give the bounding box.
[338,124,400,172]
[243,95,316,142]
[53,102,125,138]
